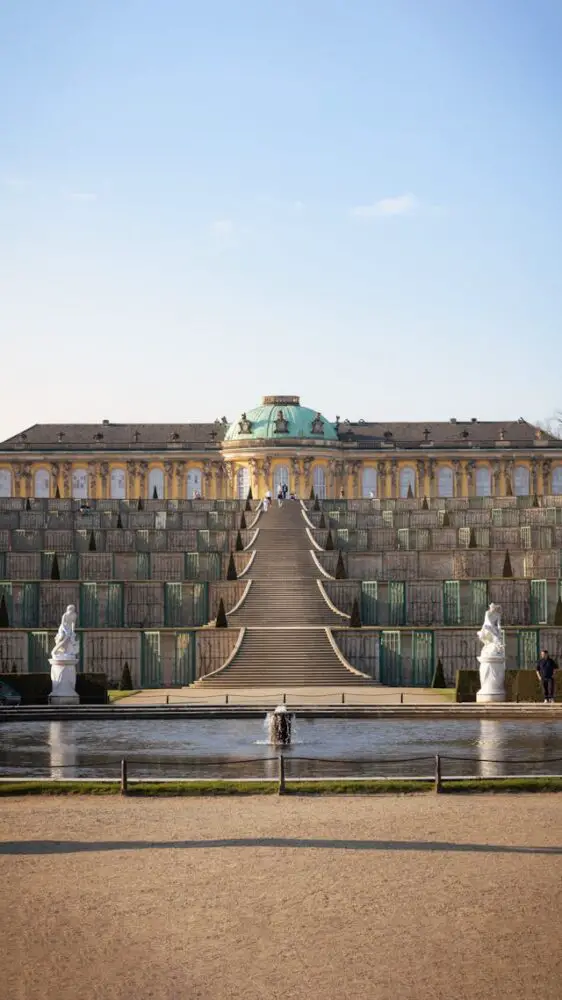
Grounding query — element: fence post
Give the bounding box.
[400,691,404,705]
[341,692,345,704]
[283,692,286,705]
[434,754,442,794]
[225,693,229,705]
[278,754,286,795]
[120,759,128,796]
[166,695,169,705]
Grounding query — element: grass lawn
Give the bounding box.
[107,690,139,702]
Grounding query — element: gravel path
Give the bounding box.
[2,795,562,1000]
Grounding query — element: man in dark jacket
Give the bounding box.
[536,650,558,703]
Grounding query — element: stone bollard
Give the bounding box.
[278,754,286,795]
[121,759,128,796]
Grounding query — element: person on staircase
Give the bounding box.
[277,488,284,507]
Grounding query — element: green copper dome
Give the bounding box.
[224,396,338,442]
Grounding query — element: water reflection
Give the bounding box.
[49,722,78,779]
[477,721,504,778]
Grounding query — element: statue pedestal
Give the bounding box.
[476,650,506,703]
[49,654,79,705]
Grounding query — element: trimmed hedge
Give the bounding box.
[1,672,108,705]
[455,669,557,703]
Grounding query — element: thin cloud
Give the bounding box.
[351,193,419,219]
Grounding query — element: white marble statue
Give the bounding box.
[51,604,79,659]
[50,605,79,703]
[477,603,504,655]
[476,603,506,702]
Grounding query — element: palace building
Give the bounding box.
[1,395,561,501]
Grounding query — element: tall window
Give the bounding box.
[438,466,454,498]
[187,467,203,499]
[552,466,562,495]
[362,466,378,498]
[0,469,12,497]
[236,466,249,499]
[513,464,530,496]
[273,465,289,497]
[475,466,491,497]
[34,469,50,498]
[110,469,126,499]
[399,466,416,498]
[313,465,326,499]
[72,469,88,499]
[148,468,164,500]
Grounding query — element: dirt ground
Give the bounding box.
[2,795,562,1000]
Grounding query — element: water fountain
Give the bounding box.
[265,705,294,745]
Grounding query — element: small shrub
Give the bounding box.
[119,662,133,691]
[216,598,228,628]
[116,513,123,530]
[153,486,158,500]
[468,528,477,549]
[313,496,320,512]
[50,553,61,580]
[554,596,562,626]
[319,512,326,529]
[335,550,347,580]
[349,598,362,628]
[235,530,244,552]
[503,550,513,578]
[240,511,247,530]
[431,659,447,688]
[88,530,97,552]
[0,595,10,628]
[422,496,429,510]
[226,553,238,580]
[325,529,334,551]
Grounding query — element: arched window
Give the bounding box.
[187,467,203,499]
[110,468,126,499]
[399,466,416,498]
[148,468,164,500]
[552,466,562,495]
[33,469,50,498]
[72,468,88,499]
[312,465,326,499]
[513,464,530,496]
[475,466,491,497]
[236,466,249,499]
[273,465,289,498]
[438,466,454,498]
[0,470,12,497]
[362,466,378,498]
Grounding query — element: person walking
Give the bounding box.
[536,649,558,703]
[277,488,283,507]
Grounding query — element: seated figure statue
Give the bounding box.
[51,604,79,658]
[477,603,504,656]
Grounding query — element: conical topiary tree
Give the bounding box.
[442,510,451,528]
[503,550,513,578]
[152,486,158,500]
[247,487,253,501]
[325,529,334,551]
[235,530,244,552]
[119,662,133,691]
[11,662,17,673]
[55,485,61,499]
[506,479,513,497]
[26,497,31,511]
[554,596,562,626]
[532,494,539,508]
[310,487,315,500]
[407,484,414,499]
[137,498,144,510]
[335,550,347,580]
[240,510,247,530]
[226,552,238,580]
[215,598,228,628]
[469,528,477,549]
[319,512,326,529]
[88,530,97,552]
[422,496,429,510]
[116,512,123,530]
[245,497,252,512]
[51,552,61,580]
[313,496,320,512]
[349,597,362,628]
[0,595,9,627]
[431,658,447,688]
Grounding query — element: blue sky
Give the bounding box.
[1,0,562,440]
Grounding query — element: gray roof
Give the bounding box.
[337,419,561,449]
[0,422,226,451]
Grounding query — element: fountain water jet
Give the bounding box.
[265,705,294,745]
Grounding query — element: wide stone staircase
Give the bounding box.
[198,501,374,687]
